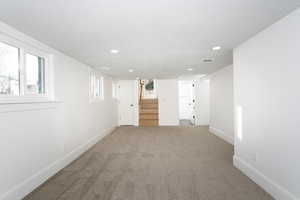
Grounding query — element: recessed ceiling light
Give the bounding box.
[129,69,134,72]
[100,66,110,70]
[187,68,193,71]
[212,46,221,51]
[110,49,119,54]
[203,59,213,63]
[197,74,207,78]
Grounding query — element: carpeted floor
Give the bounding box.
[24,126,273,200]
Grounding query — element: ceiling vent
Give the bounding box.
[203,59,213,63]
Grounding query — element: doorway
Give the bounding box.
[118,80,136,125]
[178,80,195,126]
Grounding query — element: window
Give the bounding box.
[0,42,20,95]
[25,53,45,95]
[90,71,104,102]
[0,37,50,103]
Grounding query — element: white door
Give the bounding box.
[179,80,195,124]
[118,80,135,125]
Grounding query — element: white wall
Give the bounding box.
[156,79,179,126]
[0,22,118,200]
[234,8,300,200]
[194,78,210,126]
[209,65,234,144]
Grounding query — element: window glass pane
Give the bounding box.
[90,73,104,101]
[95,78,101,97]
[99,77,104,99]
[26,53,45,94]
[90,74,95,96]
[0,42,20,95]
[112,83,115,98]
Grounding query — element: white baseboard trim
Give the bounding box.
[159,124,180,126]
[159,122,180,126]
[0,126,116,200]
[209,126,234,145]
[233,155,299,200]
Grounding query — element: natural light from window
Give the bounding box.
[0,38,50,103]
[26,53,45,94]
[90,71,104,102]
[0,42,19,95]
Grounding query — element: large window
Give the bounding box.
[90,71,104,102]
[0,38,50,103]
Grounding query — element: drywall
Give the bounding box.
[194,78,210,126]
[209,65,234,144]
[0,21,118,200]
[156,79,179,126]
[234,8,300,200]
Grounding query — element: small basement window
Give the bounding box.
[90,70,104,102]
[25,53,46,95]
[0,42,20,96]
[0,36,51,103]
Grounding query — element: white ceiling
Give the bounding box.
[0,0,299,79]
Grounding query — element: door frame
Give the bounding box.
[117,80,139,126]
[178,80,196,125]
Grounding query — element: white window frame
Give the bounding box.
[89,69,104,102]
[0,34,53,104]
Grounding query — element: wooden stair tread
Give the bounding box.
[140,99,158,104]
[139,98,159,126]
[140,109,158,114]
[139,119,159,126]
[140,104,158,109]
[140,114,158,120]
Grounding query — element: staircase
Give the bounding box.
[139,99,159,126]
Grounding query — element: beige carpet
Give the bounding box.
[24,126,273,200]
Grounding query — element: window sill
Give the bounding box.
[0,95,61,104]
[89,98,104,103]
[0,100,62,105]
[0,99,63,113]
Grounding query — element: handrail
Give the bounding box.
[139,80,144,104]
